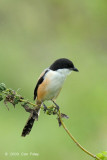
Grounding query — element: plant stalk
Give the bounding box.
[58,110,101,160]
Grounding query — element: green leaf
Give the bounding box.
[0,95,3,101]
[13,96,20,106]
[96,151,107,160]
[8,88,15,95]
[46,106,56,115]
[0,83,6,92]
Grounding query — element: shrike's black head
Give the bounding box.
[49,58,79,72]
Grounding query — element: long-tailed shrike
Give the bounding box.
[22,58,78,137]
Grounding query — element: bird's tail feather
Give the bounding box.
[21,108,40,137]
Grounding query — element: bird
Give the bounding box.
[21,58,79,137]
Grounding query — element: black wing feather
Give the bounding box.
[34,70,49,100]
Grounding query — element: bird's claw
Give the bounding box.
[43,103,47,113]
[52,100,60,112]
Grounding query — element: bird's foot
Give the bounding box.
[52,100,60,112]
[43,103,47,113]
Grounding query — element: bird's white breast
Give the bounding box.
[43,69,71,100]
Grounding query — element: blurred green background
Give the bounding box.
[0,0,107,160]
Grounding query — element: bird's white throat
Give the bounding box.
[57,68,72,77]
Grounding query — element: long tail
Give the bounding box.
[21,108,40,137]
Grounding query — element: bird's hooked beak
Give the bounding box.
[71,67,79,72]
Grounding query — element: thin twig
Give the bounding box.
[58,110,101,160]
[19,99,37,107]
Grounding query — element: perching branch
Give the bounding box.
[0,83,107,160]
